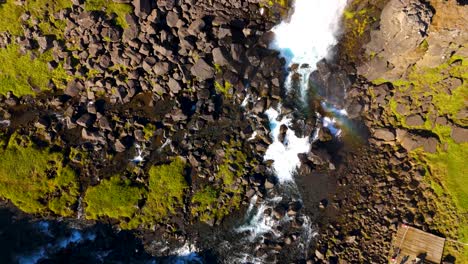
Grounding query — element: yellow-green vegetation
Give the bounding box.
[0,134,79,216]
[372,54,468,260]
[217,142,248,186]
[84,0,133,29]
[340,0,386,62]
[0,0,71,36]
[84,176,145,220]
[215,81,233,98]
[0,44,70,96]
[191,186,219,222]
[191,141,248,223]
[126,157,188,229]
[143,123,156,140]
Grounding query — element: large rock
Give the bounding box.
[358,0,434,81]
[451,126,468,143]
[373,128,395,141]
[191,59,214,81]
[406,114,425,126]
[212,47,231,66]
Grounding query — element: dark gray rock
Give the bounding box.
[373,128,395,141]
[65,80,84,97]
[212,47,231,67]
[76,113,94,128]
[191,58,214,80]
[168,78,182,93]
[153,62,170,75]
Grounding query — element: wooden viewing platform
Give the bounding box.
[389,224,446,264]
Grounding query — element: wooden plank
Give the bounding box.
[389,225,445,264]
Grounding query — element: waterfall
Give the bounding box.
[233,1,348,262]
[266,0,347,183]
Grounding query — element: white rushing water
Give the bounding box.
[265,0,347,180]
[235,1,348,261]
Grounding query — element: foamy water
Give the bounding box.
[265,0,348,181]
[264,108,310,182]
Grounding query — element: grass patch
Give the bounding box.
[191,186,219,222]
[0,134,79,216]
[0,44,70,96]
[372,54,468,260]
[84,176,145,220]
[84,0,133,29]
[425,142,468,211]
[191,140,248,223]
[217,141,247,186]
[0,0,71,36]
[126,157,188,229]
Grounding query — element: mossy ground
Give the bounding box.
[191,140,248,223]
[84,176,145,220]
[339,0,387,63]
[0,0,71,36]
[371,55,468,260]
[84,0,133,29]
[0,134,79,216]
[0,44,70,96]
[125,157,188,229]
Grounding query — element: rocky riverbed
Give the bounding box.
[0,0,466,263]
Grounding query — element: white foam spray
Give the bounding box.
[239,1,348,260]
[265,0,348,181]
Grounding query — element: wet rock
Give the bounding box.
[264,179,275,189]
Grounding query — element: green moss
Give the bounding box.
[0,134,79,215]
[84,176,145,220]
[340,0,386,63]
[217,141,247,187]
[143,123,156,140]
[425,142,468,211]
[215,81,233,98]
[84,0,133,29]
[191,186,219,222]
[0,0,71,36]
[191,141,247,223]
[375,55,468,260]
[0,44,70,97]
[126,157,188,228]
